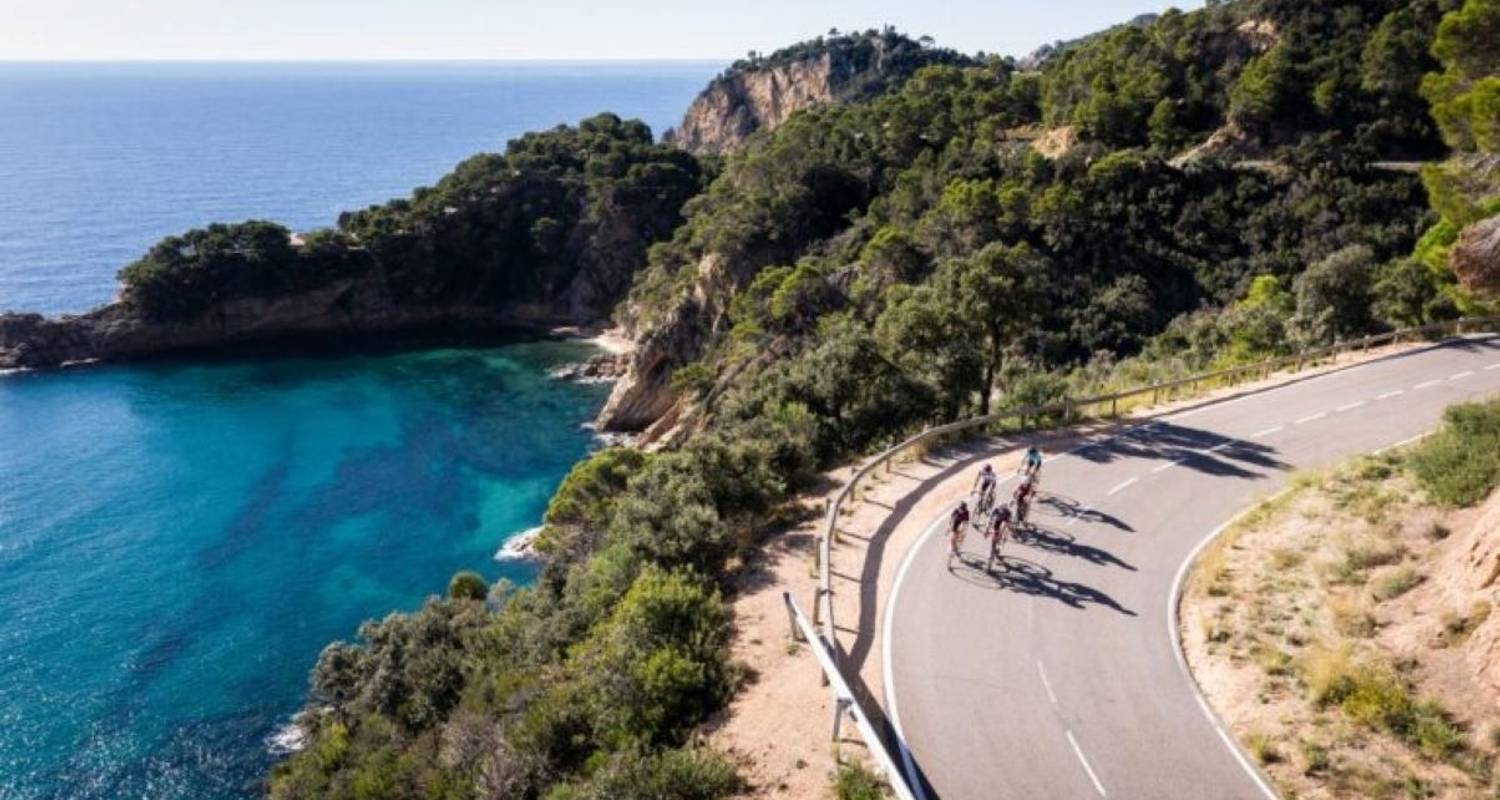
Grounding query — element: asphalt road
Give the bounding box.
[884,336,1500,800]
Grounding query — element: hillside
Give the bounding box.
[1183,400,1500,797]
[261,1,1500,797]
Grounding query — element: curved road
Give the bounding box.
[885,335,1500,800]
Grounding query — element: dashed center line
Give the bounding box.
[1107,477,1138,496]
[1377,390,1405,400]
[1414,379,1442,390]
[1153,458,1185,473]
[1037,660,1059,706]
[1295,412,1327,425]
[1451,370,1474,380]
[1252,425,1284,437]
[1486,363,1500,371]
[1066,730,1109,797]
[1336,400,1366,412]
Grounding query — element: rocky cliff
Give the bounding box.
[664,30,969,154]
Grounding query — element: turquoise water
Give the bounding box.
[0,341,610,798]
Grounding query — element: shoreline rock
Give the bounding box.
[494,526,544,562]
[0,285,615,372]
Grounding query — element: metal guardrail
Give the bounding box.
[802,315,1499,798]
[783,592,917,800]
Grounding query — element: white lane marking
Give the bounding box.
[1170,508,1288,800]
[1037,660,1059,706]
[1294,411,1327,425]
[1251,425,1283,438]
[1486,363,1500,371]
[884,503,951,800]
[1451,370,1474,380]
[1066,730,1108,797]
[1377,390,1404,400]
[1414,379,1442,390]
[1107,477,1138,496]
[1152,458,1184,474]
[1335,400,1366,412]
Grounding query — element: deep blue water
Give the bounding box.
[0,62,705,799]
[0,344,611,798]
[0,61,714,314]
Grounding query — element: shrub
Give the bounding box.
[447,571,488,601]
[1299,738,1330,775]
[834,761,889,800]
[1246,732,1283,764]
[1407,399,1500,506]
[1304,643,1358,706]
[1371,566,1424,601]
[576,747,744,800]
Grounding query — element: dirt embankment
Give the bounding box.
[1182,456,1500,798]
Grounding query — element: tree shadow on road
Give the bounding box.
[948,553,1137,616]
[1072,420,1290,479]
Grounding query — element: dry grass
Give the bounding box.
[1180,453,1499,798]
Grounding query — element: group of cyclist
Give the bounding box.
[949,445,1044,569]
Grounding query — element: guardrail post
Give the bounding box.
[832,696,852,742]
[784,592,804,643]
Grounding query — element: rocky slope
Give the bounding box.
[664,30,968,154]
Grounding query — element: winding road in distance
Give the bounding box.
[884,335,1500,800]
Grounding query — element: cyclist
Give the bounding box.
[1013,475,1038,527]
[948,500,971,560]
[1021,445,1044,478]
[973,463,997,514]
[985,503,1015,572]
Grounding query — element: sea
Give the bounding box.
[0,62,714,799]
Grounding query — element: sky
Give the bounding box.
[0,0,1206,62]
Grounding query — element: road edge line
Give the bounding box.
[1168,501,1287,800]
[1166,429,1436,800]
[883,501,956,800]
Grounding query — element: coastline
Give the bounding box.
[495,525,545,562]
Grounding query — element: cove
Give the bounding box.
[0,339,609,798]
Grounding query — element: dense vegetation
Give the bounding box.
[723,27,971,90]
[1407,397,1500,505]
[267,1,1498,797]
[119,114,705,322]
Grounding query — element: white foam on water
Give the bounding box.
[494,525,544,562]
[266,721,308,756]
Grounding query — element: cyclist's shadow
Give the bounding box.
[1016,523,1138,572]
[950,552,1136,616]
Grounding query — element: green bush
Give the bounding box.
[834,761,889,800]
[1406,398,1500,506]
[447,571,488,601]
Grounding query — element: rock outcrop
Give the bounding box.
[664,31,969,154]
[1452,214,1500,294]
[0,281,567,370]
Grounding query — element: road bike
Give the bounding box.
[985,514,1012,573]
[948,516,968,563]
[976,483,996,516]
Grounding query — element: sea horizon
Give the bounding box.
[0,59,715,314]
